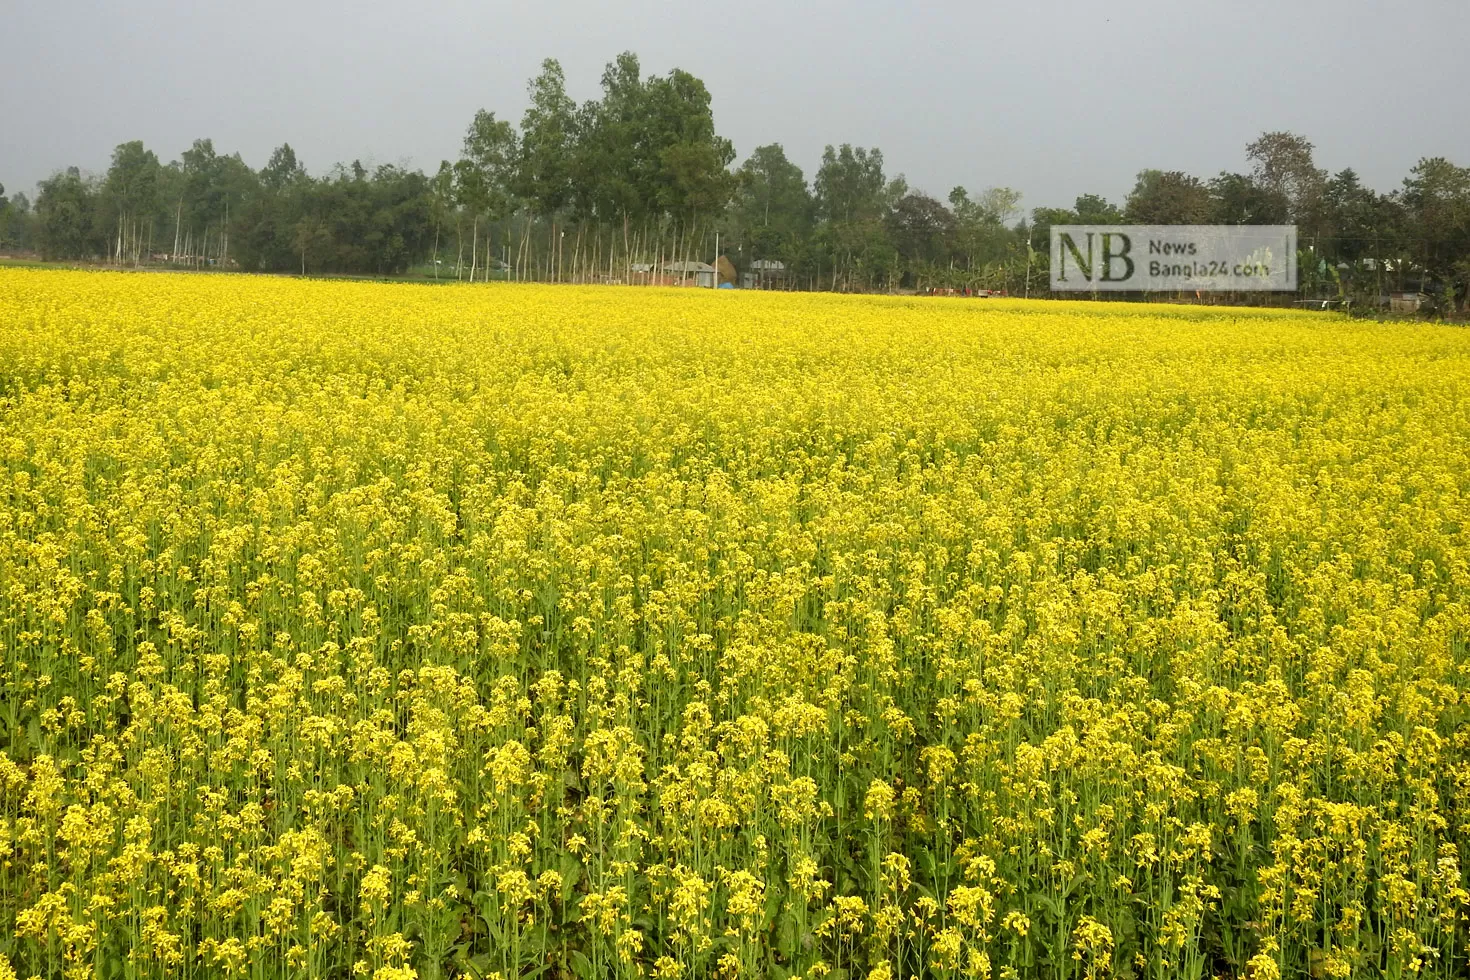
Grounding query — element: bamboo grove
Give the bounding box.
[1,269,1470,979]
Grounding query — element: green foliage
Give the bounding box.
[14,85,1470,304]
[518,59,578,218]
[458,111,519,223]
[1125,170,1213,224]
[35,167,100,259]
[886,192,956,268]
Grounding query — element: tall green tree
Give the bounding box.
[951,186,1023,272]
[233,145,310,272]
[1209,172,1288,225]
[573,52,650,223]
[101,140,162,264]
[1072,193,1123,225]
[35,168,101,259]
[567,53,734,277]
[644,69,735,223]
[730,144,812,266]
[1125,170,1213,224]
[518,59,577,278]
[815,145,894,289]
[163,139,258,267]
[814,145,886,225]
[261,144,307,191]
[429,161,456,277]
[0,186,32,250]
[456,109,519,280]
[1402,156,1470,308]
[1247,131,1326,232]
[886,191,955,273]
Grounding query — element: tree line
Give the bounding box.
[1,53,1467,308]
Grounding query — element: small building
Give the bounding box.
[663,261,716,288]
[1388,291,1427,313]
[627,262,668,286]
[741,259,787,290]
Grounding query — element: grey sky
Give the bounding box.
[3,0,1467,211]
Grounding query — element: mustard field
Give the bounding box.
[2,269,1469,980]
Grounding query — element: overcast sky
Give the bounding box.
[3,0,1467,211]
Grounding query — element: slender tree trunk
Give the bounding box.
[514,214,524,281]
[514,214,523,281]
[431,218,440,280]
[470,215,479,283]
[687,215,699,282]
[686,219,697,283]
[522,214,533,281]
[514,213,523,281]
[684,222,692,283]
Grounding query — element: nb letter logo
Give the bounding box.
[1055,231,1133,283]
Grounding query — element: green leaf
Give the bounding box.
[1029,892,1063,922]
[1061,871,1091,899]
[776,910,801,958]
[569,950,596,980]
